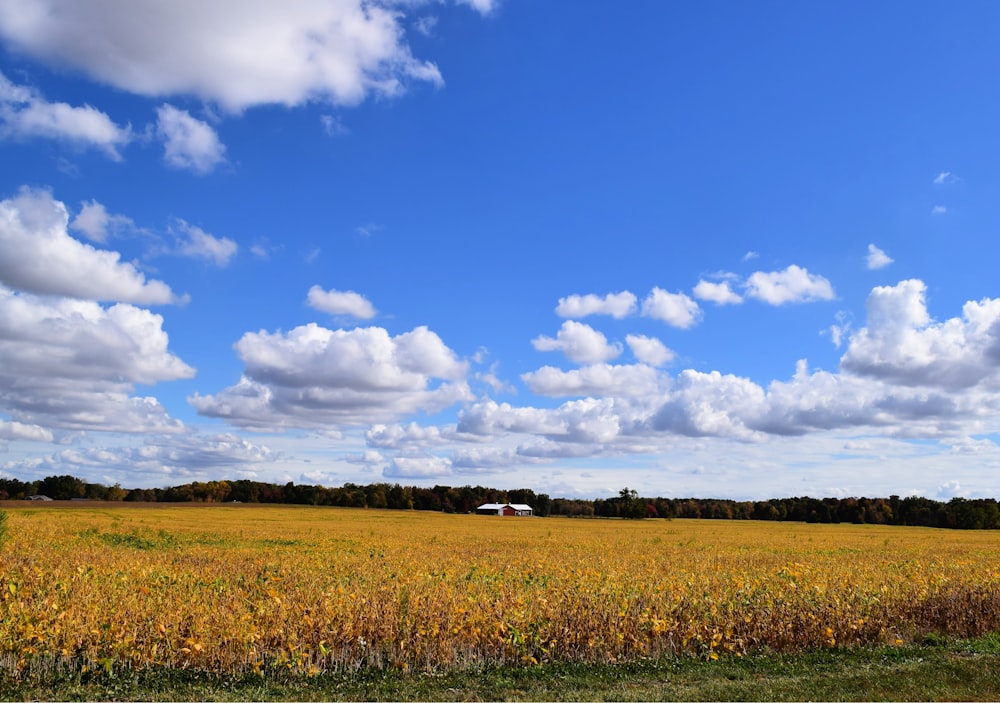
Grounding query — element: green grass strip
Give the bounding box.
[3,635,999,701]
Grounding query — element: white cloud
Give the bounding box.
[450,446,528,472]
[625,334,674,366]
[866,244,893,270]
[651,369,767,440]
[171,218,237,266]
[156,104,226,173]
[936,480,964,499]
[2,433,276,482]
[522,363,661,398]
[931,205,947,215]
[307,285,377,319]
[475,362,515,395]
[693,279,743,305]
[320,114,349,136]
[355,223,383,237]
[744,265,834,305]
[458,397,626,446]
[0,187,178,304]
[385,455,452,478]
[190,324,471,430]
[0,1,453,113]
[947,437,1000,455]
[70,200,136,243]
[555,291,637,319]
[0,286,194,432]
[413,15,439,37]
[0,70,131,158]
[933,172,957,185]
[641,288,701,328]
[479,280,1000,444]
[366,422,443,449]
[457,0,499,13]
[841,279,1000,390]
[532,320,622,364]
[179,232,236,266]
[742,251,759,261]
[829,311,852,348]
[0,419,53,442]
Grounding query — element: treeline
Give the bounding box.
[2,475,999,529]
[0,475,550,516]
[573,490,1000,529]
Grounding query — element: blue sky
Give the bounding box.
[2,1,1000,500]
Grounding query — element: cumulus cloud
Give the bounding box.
[0,419,53,442]
[641,288,701,328]
[866,244,893,270]
[0,1,465,113]
[0,187,178,304]
[532,321,622,364]
[841,279,1000,390]
[171,218,237,266]
[936,480,964,499]
[465,279,1000,449]
[744,265,834,305]
[70,199,137,243]
[190,324,471,430]
[2,433,276,481]
[366,422,443,449]
[626,334,674,366]
[307,285,377,319]
[522,363,661,398]
[156,104,226,173]
[933,172,957,185]
[693,279,743,305]
[128,433,277,473]
[555,291,637,319]
[651,370,767,440]
[450,447,531,471]
[0,286,194,432]
[475,362,515,395]
[0,70,131,158]
[385,454,452,478]
[457,398,627,445]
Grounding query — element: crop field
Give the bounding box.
[0,504,999,679]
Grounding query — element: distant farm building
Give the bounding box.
[26,495,53,501]
[476,503,533,516]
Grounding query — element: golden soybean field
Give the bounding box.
[1,504,999,676]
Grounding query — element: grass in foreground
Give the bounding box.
[3,634,1000,701]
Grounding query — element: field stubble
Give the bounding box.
[0,505,998,678]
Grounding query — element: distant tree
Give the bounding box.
[105,484,127,501]
[534,493,552,517]
[618,488,646,519]
[38,475,86,500]
[84,482,109,501]
[387,484,414,510]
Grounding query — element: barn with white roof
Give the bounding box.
[476,502,533,516]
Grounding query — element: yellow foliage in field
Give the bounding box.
[0,505,998,674]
